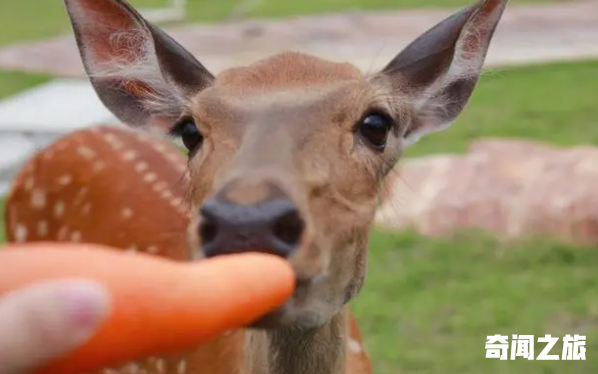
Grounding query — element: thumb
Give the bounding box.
[0,279,111,374]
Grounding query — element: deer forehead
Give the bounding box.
[189,53,397,136]
[215,52,363,88]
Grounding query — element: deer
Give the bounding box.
[5,124,372,374]
[4,0,508,372]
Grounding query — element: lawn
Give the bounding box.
[403,60,598,157]
[354,230,598,374]
[0,0,574,46]
[0,70,51,99]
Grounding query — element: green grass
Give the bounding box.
[403,60,598,157]
[178,0,568,21]
[0,70,51,99]
[354,230,598,374]
[0,0,571,47]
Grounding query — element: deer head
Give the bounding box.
[63,0,507,329]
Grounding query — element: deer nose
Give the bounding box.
[198,187,305,258]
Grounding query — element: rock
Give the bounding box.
[377,138,598,244]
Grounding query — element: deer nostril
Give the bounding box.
[272,209,305,248]
[197,193,305,258]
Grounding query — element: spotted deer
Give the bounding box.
[5,0,508,372]
[6,124,372,374]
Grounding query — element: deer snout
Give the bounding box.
[197,182,305,258]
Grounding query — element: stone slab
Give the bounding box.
[0,79,119,133]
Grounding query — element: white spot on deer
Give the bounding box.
[57,174,72,186]
[147,246,159,254]
[123,150,137,161]
[161,190,172,200]
[177,205,190,216]
[77,146,96,160]
[123,363,140,374]
[93,161,107,172]
[42,150,54,160]
[143,173,157,183]
[348,338,362,353]
[14,224,27,242]
[177,359,187,374]
[103,133,124,149]
[166,153,180,162]
[31,189,46,209]
[134,132,151,143]
[58,226,69,240]
[135,162,148,172]
[37,221,49,237]
[155,359,165,374]
[82,203,92,216]
[70,231,82,243]
[24,177,34,191]
[153,181,168,193]
[74,187,89,205]
[122,208,133,219]
[127,245,138,253]
[54,201,65,218]
[170,197,182,208]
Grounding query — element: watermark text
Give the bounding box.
[485,334,586,360]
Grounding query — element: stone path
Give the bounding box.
[0,0,596,76]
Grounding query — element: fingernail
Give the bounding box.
[59,281,110,329]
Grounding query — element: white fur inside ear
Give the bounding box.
[69,0,184,118]
[403,118,454,147]
[89,28,184,117]
[403,132,423,147]
[406,6,503,143]
[413,6,500,119]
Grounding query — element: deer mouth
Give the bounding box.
[246,282,309,329]
[245,272,327,330]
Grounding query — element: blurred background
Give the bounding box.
[0,0,597,373]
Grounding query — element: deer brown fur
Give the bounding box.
[7,0,508,372]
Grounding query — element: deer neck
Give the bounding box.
[244,308,348,374]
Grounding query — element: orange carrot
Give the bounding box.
[0,243,295,374]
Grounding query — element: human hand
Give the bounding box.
[0,279,111,374]
[0,242,293,374]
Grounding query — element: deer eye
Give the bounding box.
[171,117,203,153]
[358,112,393,150]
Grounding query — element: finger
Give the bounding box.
[0,279,111,374]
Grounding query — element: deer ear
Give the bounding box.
[64,0,214,130]
[378,0,508,145]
